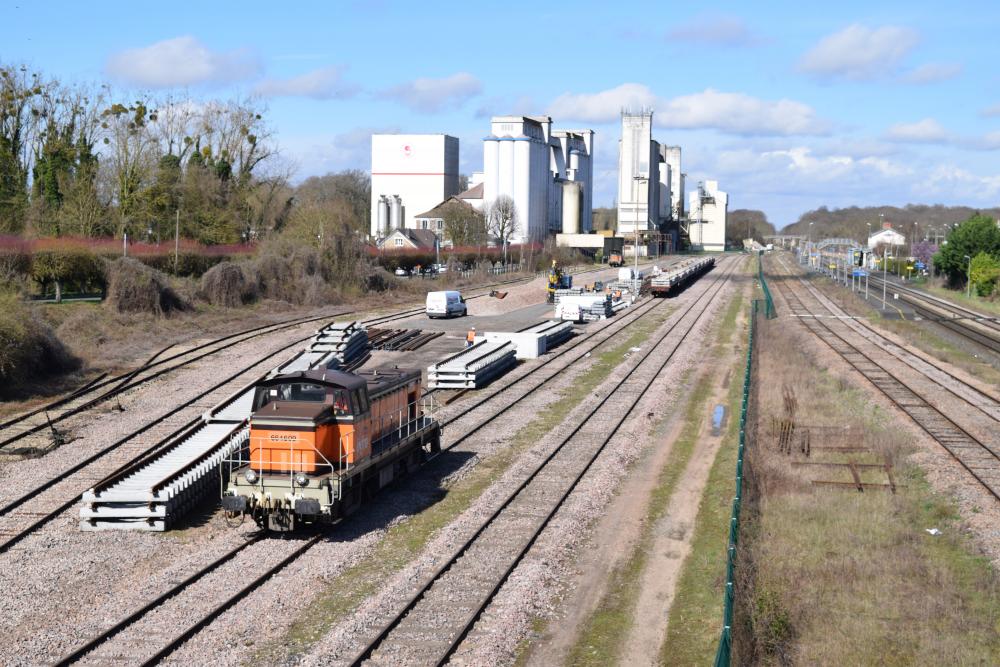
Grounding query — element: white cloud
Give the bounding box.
[885,118,949,143]
[379,72,482,113]
[106,36,260,87]
[667,14,761,47]
[979,103,1000,118]
[798,24,919,81]
[901,62,962,84]
[927,165,1000,198]
[659,89,827,135]
[547,83,658,123]
[547,84,827,136]
[254,66,360,100]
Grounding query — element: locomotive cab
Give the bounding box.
[222,367,440,532]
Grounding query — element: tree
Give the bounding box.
[969,252,1000,296]
[932,213,1000,287]
[911,240,937,270]
[441,200,485,247]
[486,195,518,264]
[727,209,776,247]
[0,65,47,233]
[101,99,160,237]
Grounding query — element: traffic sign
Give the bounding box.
[853,269,867,277]
[914,261,926,269]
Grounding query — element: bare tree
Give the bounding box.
[486,195,518,265]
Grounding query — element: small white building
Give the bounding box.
[867,226,906,249]
[370,134,460,238]
[377,228,440,251]
[687,180,728,252]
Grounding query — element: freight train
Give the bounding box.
[650,256,715,297]
[221,367,440,531]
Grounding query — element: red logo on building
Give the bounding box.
[403,145,412,157]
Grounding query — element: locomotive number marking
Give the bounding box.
[269,434,299,442]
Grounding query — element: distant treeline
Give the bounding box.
[782,204,1000,243]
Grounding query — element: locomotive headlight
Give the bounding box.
[295,473,309,487]
[244,469,258,484]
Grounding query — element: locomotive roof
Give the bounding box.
[261,367,421,395]
[260,369,367,391]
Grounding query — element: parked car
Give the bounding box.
[426,290,467,318]
[394,267,408,277]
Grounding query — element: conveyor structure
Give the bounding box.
[79,321,368,531]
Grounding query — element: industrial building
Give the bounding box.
[370,134,460,238]
[478,116,594,243]
[688,180,728,252]
[616,110,685,251]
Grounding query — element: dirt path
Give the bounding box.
[524,390,692,667]
[621,373,731,665]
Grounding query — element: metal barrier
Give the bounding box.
[713,298,758,666]
[758,251,776,319]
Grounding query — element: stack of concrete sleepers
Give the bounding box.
[274,321,369,374]
[521,320,573,349]
[80,395,251,531]
[553,287,584,304]
[557,294,614,322]
[427,340,517,389]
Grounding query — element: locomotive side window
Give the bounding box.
[332,389,352,416]
[353,390,369,413]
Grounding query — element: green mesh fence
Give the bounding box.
[758,251,776,319]
[713,298,758,667]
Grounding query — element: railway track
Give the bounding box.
[346,258,738,665]
[0,264,589,456]
[811,256,1000,355]
[0,310,353,454]
[0,261,661,554]
[46,258,724,665]
[772,258,1000,501]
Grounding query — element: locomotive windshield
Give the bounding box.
[253,381,359,417]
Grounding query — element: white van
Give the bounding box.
[426,290,467,319]
[618,267,635,281]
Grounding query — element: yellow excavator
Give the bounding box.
[546,260,571,303]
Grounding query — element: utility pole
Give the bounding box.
[174,209,180,273]
[882,247,888,311]
[123,231,127,257]
[965,254,973,298]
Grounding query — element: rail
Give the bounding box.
[713,297,758,666]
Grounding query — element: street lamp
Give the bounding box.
[965,254,972,298]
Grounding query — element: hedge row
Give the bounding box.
[0,247,252,297]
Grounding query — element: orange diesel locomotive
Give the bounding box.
[222,367,440,531]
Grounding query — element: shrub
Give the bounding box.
[969,252,1000,297]
[105,257,187,315]
[31,248,105,300]
[0,291,79,393]
[200,261,258,307]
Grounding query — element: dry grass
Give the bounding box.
[734,312,1000,665]
[199,261,258,307]
[0,291,79,398]
[105,257,187,315]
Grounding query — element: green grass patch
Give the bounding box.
[252,303,674,664]
[925,283,1000,317]
[567,290,746,667]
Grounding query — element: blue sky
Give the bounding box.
[5,1,1000,226]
